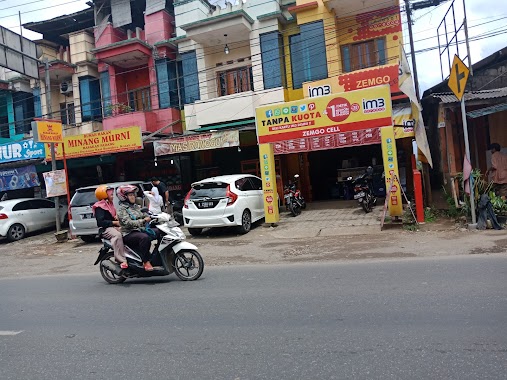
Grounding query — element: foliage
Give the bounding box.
[424,207,437,223]
[106,103,132,115]
[442,186,465,219]
[455,169,493,218]
[489,191,507,215]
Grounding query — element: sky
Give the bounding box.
[0,0,506,96]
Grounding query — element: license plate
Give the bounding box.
[82,213,94,219]
[354,192,365,199]
[199,201,214,208]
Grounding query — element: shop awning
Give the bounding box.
[193,118,255,133]
[466,102,507,119]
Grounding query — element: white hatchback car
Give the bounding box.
[0,198,67,241]
[183,174,265,235]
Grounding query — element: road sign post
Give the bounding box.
[448,55,475,225]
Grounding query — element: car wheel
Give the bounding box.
[80,235,97,243]
[237,209,251,234]
[7,224,25,242]
[188,228,203,236]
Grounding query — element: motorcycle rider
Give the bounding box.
[92,185,128,269]
[116,184,159,271]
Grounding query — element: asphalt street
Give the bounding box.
[1,255,506,379]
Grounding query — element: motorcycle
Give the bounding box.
[284,174,306,217]
[94,212,204,284]
[350,167,377,213]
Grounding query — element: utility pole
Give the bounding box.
[404,0,420,100]
[44,58,61,232]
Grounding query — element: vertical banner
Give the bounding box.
[43,170,68,197]
[381,126,403,216]
[259,143,280,224]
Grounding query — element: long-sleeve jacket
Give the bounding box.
[95,207,115,229]
[117,202,148,235]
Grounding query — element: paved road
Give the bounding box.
[1,255,506,379]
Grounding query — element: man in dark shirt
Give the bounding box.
[150,177,169,211]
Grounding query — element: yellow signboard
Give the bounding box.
[448,55,470,101]
[381,126,403,216]
[46,126,143,160]
[259,143,280,224]
[33,120,63,143]
[255,86,392,144]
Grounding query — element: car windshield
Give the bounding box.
[71,189,98,207]
[189,183,227,200]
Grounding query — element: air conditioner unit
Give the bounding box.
[60,81,73,94]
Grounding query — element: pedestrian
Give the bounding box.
[150,177,169,211]
[144,186,163,214]
[486,143,507,197]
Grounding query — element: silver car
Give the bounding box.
[0,198,67,241]
[68,181,148,242]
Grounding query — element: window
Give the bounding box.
[236,177,254,191]
[100,71,112,116]
[128,87,151,112]
[59,102,75,125]
[217,66,253,96]
[181,51,200,104]
[260,31,285,89]
[79,76,102,121]
[12,92,35,135]
[12,200,36,211]
[290,21,328,89]
[31,199,55,209]
[249,177,263,190]
[156,58,179,109]
[33,88,42,118]
[0,94,9,138]
[341,38,387,73]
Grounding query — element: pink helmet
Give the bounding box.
[116,184,138,202]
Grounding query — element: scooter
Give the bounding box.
[284,174,306,217]
[94,212,204,284]
[350,167,377,213]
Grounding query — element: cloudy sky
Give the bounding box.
[1,0,506,95]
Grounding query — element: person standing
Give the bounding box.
[144,186,163,214]
[93,185,128,269]
[486,143,507,197]
[150,177,169,211]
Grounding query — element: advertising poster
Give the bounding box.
[255,86,392,144]
[0,165,40,191]
[43,170,67,197]
[381,126,403,217]
[0,139,46,164]
[154,130,239,156]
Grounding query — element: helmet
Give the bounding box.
[366,166,374,176]
[116,184,138,202]
[95,185,112,201]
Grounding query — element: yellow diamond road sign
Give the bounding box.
[448,55,470,101]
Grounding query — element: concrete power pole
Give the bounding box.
[404,0,420,100]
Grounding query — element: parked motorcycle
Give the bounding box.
[350,167,377,213]
[94,212,204,284]
[284,174,306,217]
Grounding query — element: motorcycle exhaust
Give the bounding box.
[101,260,123,276]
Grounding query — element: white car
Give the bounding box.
[0,198,67,241]
[183,174,265,235]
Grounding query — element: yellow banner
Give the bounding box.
[393,106,415,139]
[381,126,403,216]
[256,86,392,144]
[46,126,143,160]
[34,120,63,143]
[259,143,280,224]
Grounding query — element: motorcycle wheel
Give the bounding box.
[173,250,204,281]
[301,200,307,210]
[289,201,301,217]
[99,253,126,284]
[361,197,373,213]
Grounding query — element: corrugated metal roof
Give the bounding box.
[430,87,507,103]
[467,102,507,118]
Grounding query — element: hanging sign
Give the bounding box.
[0,139,46,164]
[45,126,142,160]
[32,120,63,143]
[43,169,67,197]
[154,130,239,156]
[0,165,40,191]
[255,86,392,144]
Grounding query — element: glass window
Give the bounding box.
[181,51,200,104]
[12,92,35,135]
[249,177,263,190]
[32,199,55,209]
[12,200,36,211]
[79,76,102,122]
[236,177,253,191]
[189,183,228,199]
[59,102,75,125]
[341,38,387,73]
[260,31,285,89]
[70,189,97,207]
[290,21,328,89]
[33,88,42,118]
[217,66,253,96]
[100,71,112,116]
[156,58,180,109]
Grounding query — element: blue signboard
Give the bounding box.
[0,165,40,191]
[0,139,46,164]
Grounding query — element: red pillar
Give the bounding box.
[413,169,425,223]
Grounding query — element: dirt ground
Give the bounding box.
[0,214,505,279]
